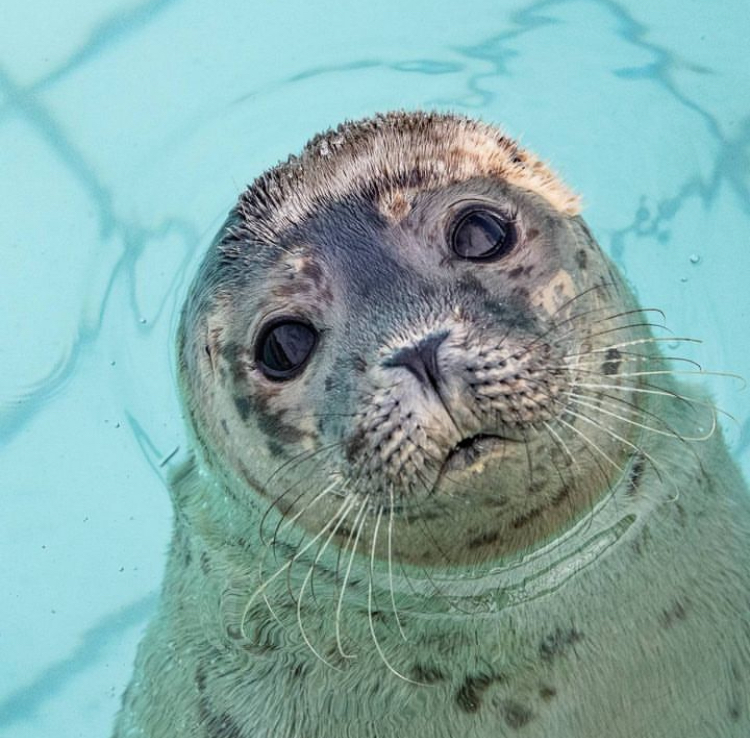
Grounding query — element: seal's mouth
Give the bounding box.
[441,433,513,474]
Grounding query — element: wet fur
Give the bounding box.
[113,112,750,738]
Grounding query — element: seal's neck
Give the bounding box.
[170,449,652,658]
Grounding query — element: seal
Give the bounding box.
[113,112,750,738]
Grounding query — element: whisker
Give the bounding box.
[366,508,424,684]
[554,416,625,475]
[568,367,744,383]
[561,407,663,483]
[571,381,731,423]
[335,497,369,658]
[283,478,347,603]
[560,352,704,371]
[551,321,675,351]
[542,420,580,469]
[566,391,715,442]
[242,494,352,638]
[260,440,345,544]
[294,494,358,671]
[387,485,407,642]
[563,336,702,358]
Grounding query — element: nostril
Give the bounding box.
[383,331,449,394]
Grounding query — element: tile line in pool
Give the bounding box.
[0,593,157,729]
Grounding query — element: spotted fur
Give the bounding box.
[114,112,750,738]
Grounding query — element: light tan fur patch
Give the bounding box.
[234,112,581,245]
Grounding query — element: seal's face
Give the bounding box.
[179,113,646,566]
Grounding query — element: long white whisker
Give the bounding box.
[335,498,369,659]
[295,494,358,670]
[562,407,662,482]
[566,390,716,442]
[554,416,625,474]
[242,490,350,638]
[388,485,407,642]
[367,507,424,684]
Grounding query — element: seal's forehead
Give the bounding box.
[231,111,580,244]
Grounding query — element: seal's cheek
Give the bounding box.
[531,269,576,315]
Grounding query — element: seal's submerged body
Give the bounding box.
[114,112,750,737]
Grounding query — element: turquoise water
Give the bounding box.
[1,1,749,735]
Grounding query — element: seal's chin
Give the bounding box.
[440,433,515,474]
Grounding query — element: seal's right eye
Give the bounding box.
[449,207,516,262]
[255,319,318,380]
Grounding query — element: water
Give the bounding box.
[1,1,748,735]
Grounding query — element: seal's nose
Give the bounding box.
[383,331,449,394]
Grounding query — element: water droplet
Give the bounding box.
[689,254,701,265]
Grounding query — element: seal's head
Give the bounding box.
[178,111,647,567]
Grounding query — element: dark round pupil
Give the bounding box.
[259,321,316,377]
[452,210,510,260]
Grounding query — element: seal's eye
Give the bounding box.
[256,319,317,380]
[449,208,516,261]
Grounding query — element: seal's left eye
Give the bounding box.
[256,319,317,380]
[449,208,516,261]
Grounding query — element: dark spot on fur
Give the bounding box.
[575,249,588,270]
[539,685,557,701]
[601,347,622,376]
[320,283,334,304]
[221,342,240,363]
[512,505,545,529]
[659,599,689,628]
[222,342,250,383]
[729,660,743,721]
[353,355,368,373]
[365,609,388,623]
[234,396,252,421]
[539,627,583,661]
[673,501,688,528]
[455,672,505,713]
[508,265,524,279]
[324,375,335,391]
[196,666,207,693]
[200,551,211,575]
[528,480,547,496]
[630,524,652,556]
[220,419,230,434]
[243,392,308,445]
[468,529,500,549]
[204,711,246,738]
[197,666,247,738]
[291,662,308,679]
[502,700,535,729]
[551,485,571,507]
[625,452,645,496]
[267,439,286,457]
[273,282,299,299]
[300,259,324,285]
[238,464,267,499]
[411,663,446,683]
[345,430,367,463]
